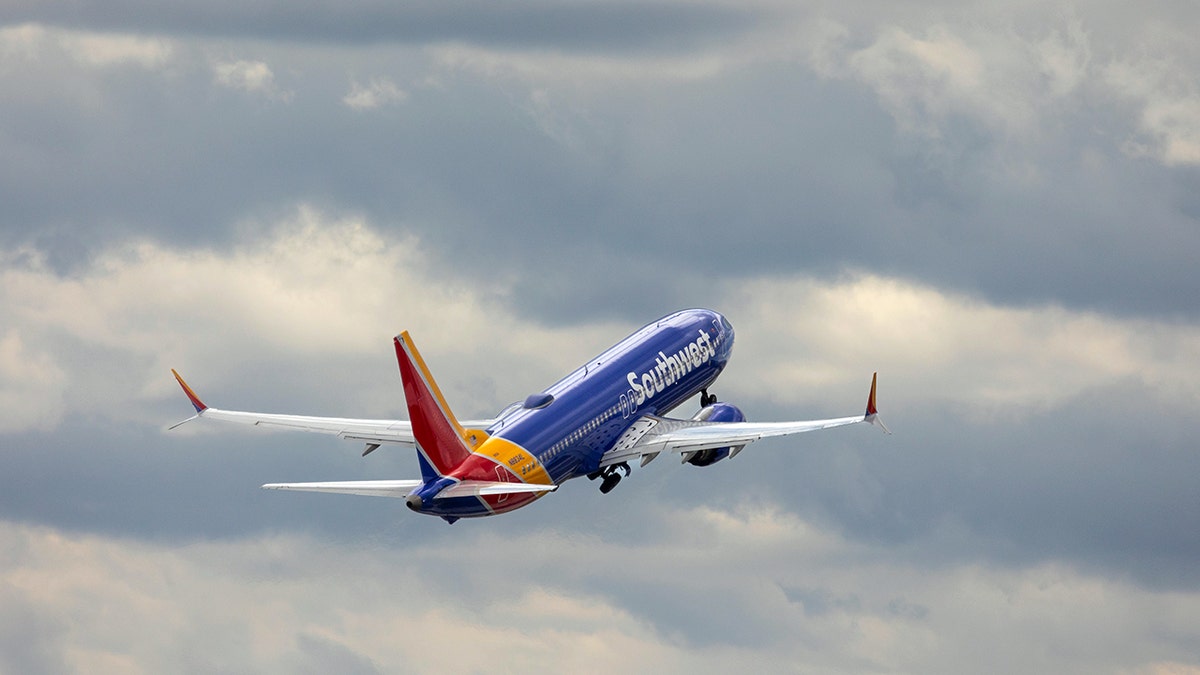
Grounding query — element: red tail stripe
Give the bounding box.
[394,334,472,476]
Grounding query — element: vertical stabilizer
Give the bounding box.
[394,332,484,481]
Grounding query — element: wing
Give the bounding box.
[600,373,890,468]
[168,370,494,451]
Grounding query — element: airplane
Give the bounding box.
[171,308,889,523]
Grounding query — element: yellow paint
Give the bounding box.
[461,427,491,449]
[475,436,553,485]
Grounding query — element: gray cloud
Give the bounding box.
[8,511,1196,674]
[3,11,1198,322]
[1,221,1197,592]
[2,2,1200,671]
[290,633,382,675]
[0,582,68,675]
[1,0,762,52]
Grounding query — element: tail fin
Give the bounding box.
[394,332,486,481]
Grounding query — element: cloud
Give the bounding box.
[0,209,628,427]
[1128,665,1200,675]
[342,78,406,110]
[804,9,1200,173]
[1,217,1196,594]
[716,274,1200,416]
[814,20,1094,141]
[0,520,691,673]
[58,30,173,69]
[1105,57,1200,166]
[0,23,173,69]
[2,7,1197,324]
[0,329,65,433]
[430,41,735,85]
[0,0,762,52]
[4,213,1197,432]
[212,58,291,100]
[1,4,1199,670]
[1,511,1197,674]
[0,22,48,60]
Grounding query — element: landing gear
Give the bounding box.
[600,473,621,494]
[700,389,717,407]
[589,462,631,494]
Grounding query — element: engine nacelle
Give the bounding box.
[683,402,746,467]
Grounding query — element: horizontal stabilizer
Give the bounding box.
[260,479,558,500]
[262,479,423,498]
[434,481,559,499]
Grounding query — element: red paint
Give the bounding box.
[172,370,207,413]
[866,372,879,416]
[394,337,471,476]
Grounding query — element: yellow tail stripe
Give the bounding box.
[476,437,552,485]
[398,331,489,449]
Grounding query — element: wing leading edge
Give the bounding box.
[600,373,890,468]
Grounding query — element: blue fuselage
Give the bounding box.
[426,309,735,519]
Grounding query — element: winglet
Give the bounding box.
[865,372,878,416]
[864,372,891,434]
[171,369,208,413]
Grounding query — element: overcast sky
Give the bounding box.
[2,1,1199,673]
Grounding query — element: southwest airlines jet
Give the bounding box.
[172,309,888,524]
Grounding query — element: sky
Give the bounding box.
[1,1,1199,672]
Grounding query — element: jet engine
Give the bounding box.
[683,402,745,467]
